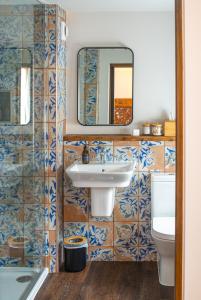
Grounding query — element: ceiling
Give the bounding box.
[42,0,174,12]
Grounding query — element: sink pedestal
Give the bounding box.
[91,187,115,217]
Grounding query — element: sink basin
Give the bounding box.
[66,162,135,217]
[66,162,135,188]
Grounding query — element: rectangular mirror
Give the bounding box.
[0,48,32,125]
[77,47,134,126]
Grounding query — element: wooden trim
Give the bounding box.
[175,0,184,299]
[63,134,176,142]
[110,63,133,124]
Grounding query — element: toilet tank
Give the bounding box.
[151,173,175,218]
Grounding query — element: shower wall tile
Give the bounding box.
[63,140,176,262]
[0,4,66,271]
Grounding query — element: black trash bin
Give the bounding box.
[64,236,88,272]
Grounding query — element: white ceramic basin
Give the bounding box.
[66,162,135,217]
[66,162,135,188]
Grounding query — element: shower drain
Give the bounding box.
[16,276,33,283]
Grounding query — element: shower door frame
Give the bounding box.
[175,0,184,299]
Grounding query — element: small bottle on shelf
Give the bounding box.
[82,143,89,164]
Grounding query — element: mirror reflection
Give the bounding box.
[77,47,134,126]
[0,48,32,125]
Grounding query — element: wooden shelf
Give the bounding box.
[63,134,176,142]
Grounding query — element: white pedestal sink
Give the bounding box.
[66,162,135,217]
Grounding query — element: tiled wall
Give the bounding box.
[79,49,98,125]
[0,4,66,272]
[0,4,46,269]
[63,140,176,261]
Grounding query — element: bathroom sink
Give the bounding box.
[66,162,135,217]
[66,162,135,188]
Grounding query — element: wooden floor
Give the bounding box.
[35,262,175,300]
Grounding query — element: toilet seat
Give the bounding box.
[152,217,175,241]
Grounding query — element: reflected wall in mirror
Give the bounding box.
[77,47,134,126]
[0,48,32,125]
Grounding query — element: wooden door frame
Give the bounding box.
[175,0,184,299]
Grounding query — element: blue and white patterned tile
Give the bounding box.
[49,204,56,230]
[89,214,113,222]
[58,43,66,69]
[48,70,56,95]
[49,244,56,257]
[138,222,154,247]
[114,145,138,167]
[57,95,66,121]
[114,197,138,222]
[0,177,23,204]
[88,222,113,246]
[22,16,34,41]
[4,16,22,42]
[48,123,56,149]
[64,141,86,147]
[47,42,56,67]
[64,196,88,222]
[24,257,43,269]
[0,65,19,91]
[116,173,139,197]
[57,70,66,95]
[48,29,56,42]
[34,43,46,68]
[0,257,21,267]
[45,5,57,16]
[114,222,138,247]
[34,96,45,122]
[139,141,164,171]
[64,222,88,239]
[10,5,34,16]
[43,231,49,256]
[64,174,89,198]
[48,177,56,203]
[24,233,44,257]
[24,204,45,231]
[0,147,22,165]
[114,246,138,261]
[165,142,176,172]
[84,49,98,84]
[49,255,57,273]
[89,247,114,261]
[89,146,113,162]
[138,172,151,197]
[34,69,44,95]
[23,177,45,204]
[23,150,45,177]
[34,15,45,42]
[138,196,151,222]
[34,123,45,149]
[0,204,23,245]
[48,96,56,122]
[89,141,113,146]
[138,244,157,261]
[48,150,56,175]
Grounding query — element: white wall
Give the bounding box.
[66,11,175,134]
[184,0,201,299]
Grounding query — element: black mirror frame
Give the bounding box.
[77,46,134,127]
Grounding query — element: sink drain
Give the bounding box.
[16,276,33,283]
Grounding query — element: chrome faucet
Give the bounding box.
[100,150,106,164]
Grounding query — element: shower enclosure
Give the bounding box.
[0,1,49,299]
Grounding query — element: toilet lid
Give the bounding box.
[152,217,175,241]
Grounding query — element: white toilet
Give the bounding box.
[151,173,175,287]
